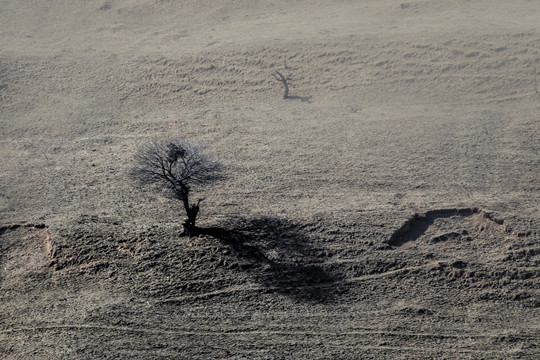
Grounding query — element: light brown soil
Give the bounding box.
[1,1,539,358]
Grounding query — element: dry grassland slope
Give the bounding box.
[1,0,539,358]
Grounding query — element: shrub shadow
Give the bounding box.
[200,217,341,303]
[287,95,312,103]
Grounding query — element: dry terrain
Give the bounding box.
[1,0,539,358]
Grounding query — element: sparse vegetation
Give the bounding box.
[2,1,540,358]
[130,138,224,237]
[272,70,291,100]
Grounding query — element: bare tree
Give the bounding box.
[272,70,291,100]
[131,139,224,237]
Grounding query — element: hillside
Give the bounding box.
[1,1,539,358]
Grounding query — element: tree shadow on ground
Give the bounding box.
[287,95,312,103]
[200,217,342,304]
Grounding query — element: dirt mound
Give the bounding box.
[380,208,539,305]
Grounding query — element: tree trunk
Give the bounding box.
[273,70,289,100]
[180,198,195,237]
[182,219,196,237]
[180,191,203,237]
[282,82,289,100]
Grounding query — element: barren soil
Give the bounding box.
[1,1,539,358]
